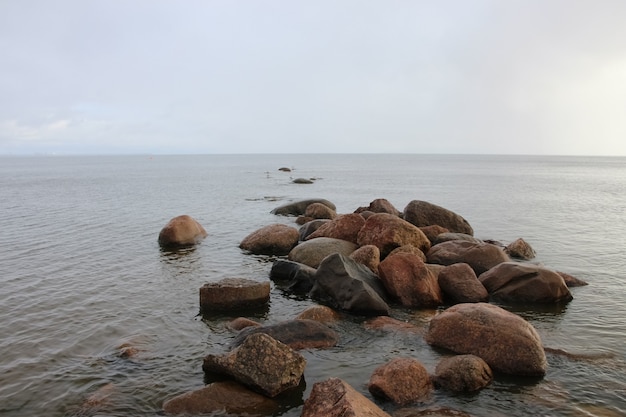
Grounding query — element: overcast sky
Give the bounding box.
[1,1,625,155]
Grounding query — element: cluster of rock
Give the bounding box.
[158,196,588,416]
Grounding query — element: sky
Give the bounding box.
[1,1,625,155]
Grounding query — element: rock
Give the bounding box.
[426,240,510,275]
[278,167,292,172]
[478,262,573,304]
[310,253,390,316]
[378,252,443,308]
[304,202,337,219]
[270,259,317,294]
[355,198,402,217]
[227,317,261,331]
[158,215,207,248]
[239,223,299,255]
[394,406,474,417]
[162,381,278,415]
[293,177,314,184]
[433,355,493,392]
[350,244,381,273]
[433,233,482,246]
[298,219,330,240]
[288,237,358,268]
[202,333,306,397]
[557,271,589,287]
[425,303,547,376]
[403,200,474,236]
[199,278,270,313]
[368,357,432,405]
[364,316,422,334]
[296,305,341,323]
[271,199,336,216]
[437,263,489,304]
[357,213,431,258]
[388,245,427,262]
[504,238,536,260]
[419,225,449,244]
[301,377,391,417]
[306,213,365,244]
[232,319,339,350]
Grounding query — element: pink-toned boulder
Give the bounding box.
[438,263,489,304]
[305,202,337,220]
[368,357,433,405]
[388,245,427,262]
[301,378,391,417]
[357,213,431,258]
[355,198,402,217]
[478,262,573,304]
[239,223,299,255]
[378,252,443,308]
[349,244,381,273]
[426,240,510,275]
[425,303,547,376]
[199,278,270,313]
[504,238,536,260]
[403,200,473,235]
[162,381,278,415]
[433,355,493,392]
[306,213,365,244]
[158,215,207,248]
[419,225,449,244]
[296,305,341,323]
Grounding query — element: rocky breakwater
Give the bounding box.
[162,197,589,416]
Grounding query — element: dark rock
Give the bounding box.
[278,167,291,172]
[427,240,510,275]
[556,271,589,287]
[433,355,493,392]
[293,177,314,184]
[306,213,365,244]
[202,333,306,397]
[364,316,422,334]
[437,263,489,304]
[227,317,261,331]
[239,223,299,255]
[355,198,402,217]
[310,253,390,316]
[158,215,207,248]
[504,238,536,260]
[298,219,330,240]
[357,213,431,258]
[301,378,391,417]
[288,237,358,268]
[271,199,336,216]
[199,278,270,313]
[425,303,547,376]
[403,200,473,235]
[232,319,339,350]
[295,305,341,323]
[270,259,317,294]
[394,406,474,417]
[368,357,432,405]
[478,262,573,304]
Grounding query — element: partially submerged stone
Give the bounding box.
[239,223,299,255]
[232,319,339,350]
[199,278,270,313]
[433,354,493,392]
[368,357,433,405]
[295,305,341,323]
[158,215,207,248]
[271,199,336,216]
[504,238,536,260]
[301,378,391,417]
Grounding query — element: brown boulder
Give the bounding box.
[432,233,482,246]
[426,240,510,275]
[433,355,493,392]
[202,333,306,397]
[350,244,381,273]
[298,219,330,240]
[357,213,431,258]
[271,198,336,216]
[306,213,365,244]
[478,262,573,304]
[364,316,422,334]
[368,357,433,405]
[199,278,270,313]
[388,245,427,262]
[403,200,473,235]
[288,237,358,268]
[232,319,339,350]
[557,271,589,287]
[227,317,261,331]
[425,303,547,376]
[355,198,402,217]
[239,223,299,255]
[437,263,489,304]
[305,202,337,220]
[296,305,341,323]
[504,238,536,260]
[158,215,207,248]
[301,378,391,417]
[419,225,449,244]
[162,381,278,415]
[378,252,443,308]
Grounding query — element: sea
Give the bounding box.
[0,154,624,417]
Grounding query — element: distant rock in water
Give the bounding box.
[271,198,336,216]
[292,177,314,184]
[158,215,207,248]
[278,167,292,172]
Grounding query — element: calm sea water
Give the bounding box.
[0,154,624,417]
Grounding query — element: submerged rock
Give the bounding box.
[199,278,270,313]
[301,378,391,417]
[158,215,207,248]
[368,357,433,405]
[271,198,336,216]
[433,354,493,392]
[239,223,299,255]
[232,319,339,350]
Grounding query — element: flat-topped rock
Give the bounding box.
[199,278,270,313]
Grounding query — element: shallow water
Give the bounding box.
[0,154,624,416]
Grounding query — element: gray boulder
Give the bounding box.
[199,278,270,313]
[271,199,336,216]
[288,237,358,268]
[403,200,473,235]
[232,319,339,350]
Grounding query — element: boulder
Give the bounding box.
[557,271,589,287]
[295,305,341,323]
[304,202,337,220]
[363,316,422,334]
[433,355,493,392]
[232,319,339,350]
[388,245,427,262]
[378,252,443,308]
[478,262,573,304]
[239,223,299,255]
[271,199,336,216]
[426,240,510,275]
[227,317,261,331]
[269,259,317,294]
[433,233,482,246]
[288,237,358,268]
[419,225,449,244]
[298,219,330,240]
[357,213,431,258]
[199,278,270,313]
[504,238,536,260]
[403,200,473,235]
[202,333,306,397]
[301,378,391,417]
[310,253,390,316]
[393,407,473,417]
[354,198,402,217]
[349,244,381,273]
[425,303,547,376]
[306,213,365,244]
[292,177,314,184]
[437,263,489,304]
[162,381,278,415]
[158,215,207,248]
[368,357,433,405]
